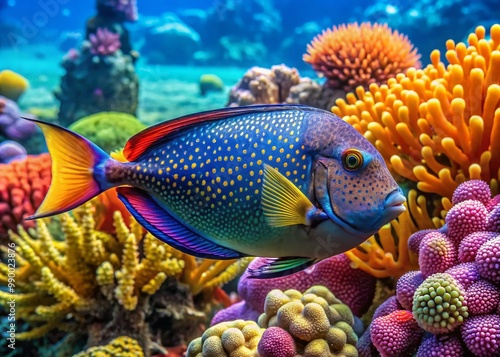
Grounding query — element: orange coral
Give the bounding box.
[304,22,421,92]
[346,189,442,279]
[0,153,51,238]
[333,24,500,203]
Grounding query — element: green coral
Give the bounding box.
[199,74,224,96]
[258,285,358,357]
[412,273,468,334]
[187,320,264,357]
[69,112,146,153]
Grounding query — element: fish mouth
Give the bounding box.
[381,189,407,221]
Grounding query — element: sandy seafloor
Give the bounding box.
[2,43,266,127]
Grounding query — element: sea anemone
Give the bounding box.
[304,22,420,92]
[89,27,121,56]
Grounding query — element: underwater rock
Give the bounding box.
[56,43,139,126]
[141,13,200,65]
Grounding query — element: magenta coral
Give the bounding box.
[446,200,488,244]
[461,315,500,357]
[408,229,434,255]
[418,232,457,277]
[89,28,121,56]
[238,254,376,317]
[486,206,500,232]
[0,96,37,140]
[452,179,491,206]
[466,280,500,316]
[475,236,500,283]
[257,327,296,357]
[445,262,481,290]
[396,271,424,311]
[458,232,498,263]
[211,300,260,326]
[370,310,423,357]
[416,335,464,357]
[372,295,400,320]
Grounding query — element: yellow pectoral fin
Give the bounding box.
[261,164,315,227]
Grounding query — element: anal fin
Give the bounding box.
[117,187,246,260]
[247,257,317,279]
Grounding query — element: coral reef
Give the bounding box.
[73,336,144,357]
[189,286,358,357]
[332,24,500,201]
[212,254,376,327]
[361,180,500,356]
[0,153,51,240]
[199,74,224,96]
[226,64,300,106]
[0,140,27,163]
[0,69,29,102]
[68,112,145,153]
[97,0,138,22]
[89,27,121,56]
[304,22,420,92]
[0,96,37,141]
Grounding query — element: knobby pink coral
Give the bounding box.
[89,28,121,55]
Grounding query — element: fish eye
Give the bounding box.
[342,149,364,171]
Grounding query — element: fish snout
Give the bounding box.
[384,189,406,216]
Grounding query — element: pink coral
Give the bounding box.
[445,262,481,290]
[486,206,500,232]
[418,232,457,277]
[461,315,500,357]
[372,295,400,320]
[416,335,464,357]
[396,271,424,311]
[89,28,121,55]
[408,229,434,255]
[238,254,376,317]
[211,301,260,326]
[452,179,491,206]
[458,232,498,263]
[257,327,296,357]
[475,236,500,283]
[486,195,500,211]
[466,280,500,315]
[446,200,488,244]
[370,310,423,357]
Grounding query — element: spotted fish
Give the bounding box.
[26,105,406,278]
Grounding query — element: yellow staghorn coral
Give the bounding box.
[73,336,144,357]
[332,24,500,200]
[0,202,187,352]
[345,189,443,279]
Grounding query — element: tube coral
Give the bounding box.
[304,22,420,92]
[332,24,500,201]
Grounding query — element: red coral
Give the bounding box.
[0,154,51,238]
[370,310,423,357]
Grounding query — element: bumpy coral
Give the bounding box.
[258,286,358,357]
[365,180,500,356]
[0,153,51,239]
[226,65,300,106]
[186,320,264,357]
[346,189,433,279]
[0,96,38,140]
[332,24,500,200]
[257,327,296,357]
[0,69,29,101]
[69,112,145,153]
[89,28,121,56]
[0,140,27,163]
[304,22,420,92]
[73,336,144,357]
[412,273,468,334]
[370,310,423,357]
[461,315,500,357]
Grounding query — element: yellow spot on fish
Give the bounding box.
[246,195,251,201]
[173,164,178,169]
[229,192,233,197]
[152,177,156,182]
[143,168,147,173]
[136,166,141,171]
[158,169,163,175]
[237,175,242,181]
[173,174,178,180]
[180,158,184,163]
[183,165,188,170]
[250,171,254,176]
[216,177,221,183]
[191,163,197,169]
[228,168,233,174]
[268,155,273,161]
[161,160,165,165]
[257,160,262,165]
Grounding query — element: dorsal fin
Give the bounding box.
[123,104,310,161]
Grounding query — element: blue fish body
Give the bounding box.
[27,105,406,277]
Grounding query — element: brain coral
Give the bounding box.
[304,22,420,92]
[69,112,146,154]
[363,180,500,356]
[332,24,500,202]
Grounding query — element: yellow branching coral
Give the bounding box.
[73,336,144,357]
[0,203,184,350]
[346,189,443,279]
[332,24,500,200]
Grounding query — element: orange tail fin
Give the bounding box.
[25,119,112,219]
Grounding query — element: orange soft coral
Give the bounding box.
[0,154,51,238]
[304,22,421,92]
[332,24,500,203]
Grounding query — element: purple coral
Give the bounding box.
[461,314,500,356]
[257,327,296,357]
[466,280,500,315]
[458,232,498,263]
[418,232,457,277]
[452,179,491,206]
[99,0,137,22]
[446,262,481,290]
[416,335,464,357]
[475,236,500,283]
[396,271,424,311]
[0,141,27,163]
[0,96,37,140]
[89,28,121,56]
[446,199,487,244]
